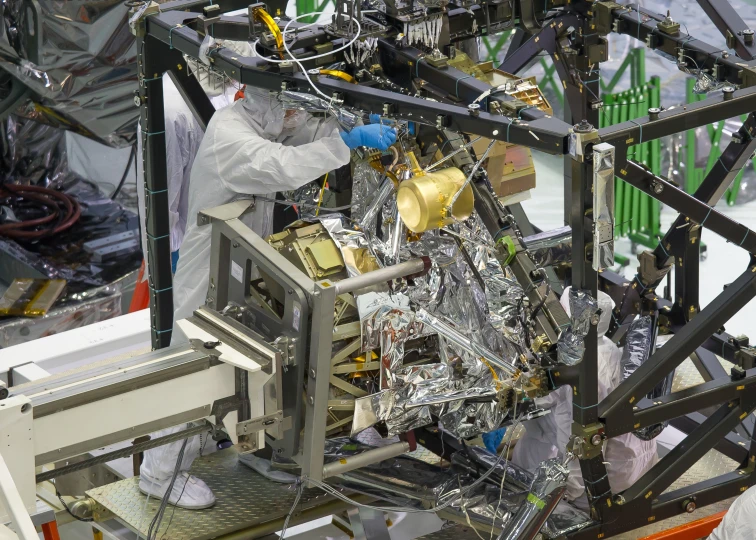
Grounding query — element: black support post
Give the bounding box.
[138,34,174,349]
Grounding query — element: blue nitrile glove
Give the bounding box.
[482,427,506,454]
[340,123,397,151]
[369,114,395,125]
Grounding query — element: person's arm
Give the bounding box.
[211,119,350,194]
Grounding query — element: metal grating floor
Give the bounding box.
[87,448,334,540]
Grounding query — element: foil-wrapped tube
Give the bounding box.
[621,316,672,441]
[438,477,525,532]
[557,289,599,366]
[389,206,405,265]
[542,501,593,538]
[415,308,518,377]
[0,1,138,147]
[359,177,394,231]
[451,449,534,493]
[497,458,571,540]
[522,226,572,267]
[279,90,359,131]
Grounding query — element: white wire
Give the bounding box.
[251,11,362,101]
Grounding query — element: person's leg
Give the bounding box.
[139,424,216,509]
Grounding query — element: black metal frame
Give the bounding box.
[137,0,756,537]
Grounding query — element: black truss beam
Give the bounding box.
[694,0,756,61]
[612,5,756,87]
[599,86,756,146]
[620,401,751,504]
[498,15,580,75]
[618,159,756,254]
[633,370,756,431]
[600,264,756,436]
[144,12,572,153]
[672,412,751,464]
[138,35,178,349]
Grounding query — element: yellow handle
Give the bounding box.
[252,8,284,59]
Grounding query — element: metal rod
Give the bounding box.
[322,441,410,478]
[333,258,429,295]
[424,136,483,172]
[35,423,212,483]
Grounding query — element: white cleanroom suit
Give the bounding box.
[140,85,395,509]
[512,288,658,510]
[709,485,756,540]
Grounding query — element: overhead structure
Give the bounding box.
[2,1,756,539]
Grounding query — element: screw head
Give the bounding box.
[308,396,315,405]
[309,368,316,379]
[590,434,602,446]
[684,500,696,513]
[133,95,142,107]
[652,181,664,194]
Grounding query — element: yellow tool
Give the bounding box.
[319,70,356,83]
[252,8,284,59]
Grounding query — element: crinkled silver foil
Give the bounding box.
[497,458,571,540]
[351,161,383,223]
[621,316,672,441]
[522,226,572,268]
[1,1,138,147]
[557,289,599,366]
[453,446,535,492]
[279,90,359,131]
[438,477,524,532]
[359,178,395,231]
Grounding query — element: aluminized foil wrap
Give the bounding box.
[621,315,672,441]
[279,90,359,131]
[522,226,572,268]
[557,289,599,366]
[0,0,138,147]
[497,458,571,540]
[452,446,534,492]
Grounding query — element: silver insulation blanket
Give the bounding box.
[0,1,139,147]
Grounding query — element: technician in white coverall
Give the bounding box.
[511,288,658,510]
[135,47,245,276]
[138,86,396,509]
[709,484,756,539]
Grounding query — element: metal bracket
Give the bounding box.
[235,410,291,438]
[210,394,248,425]
[637,250,673,287]
[128,1,161,37]
[197,199,256,227]
[571,422,605,460]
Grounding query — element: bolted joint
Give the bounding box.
[723,86,735,100]
[745,29,755,44]
[648,107,661,121]
[651,180,664,194]
[468,103,481,117]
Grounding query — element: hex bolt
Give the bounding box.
[436,114,445,129]
[468,103,481,116]
[614,494,626,505]
[308,68,320,79]
[590,434,602,446]
[648,107,661,121]
[683,499,696,513]
[723,86,735,100]
[652,180,664,194]
[745,29,755,44]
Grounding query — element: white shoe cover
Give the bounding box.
[238,453,298,484]
[139,471,216,510]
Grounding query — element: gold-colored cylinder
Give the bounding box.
[396,167,474,233]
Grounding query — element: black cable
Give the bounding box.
[111,143,137,200]
[147,439,188,540]
[54,487,93,523]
